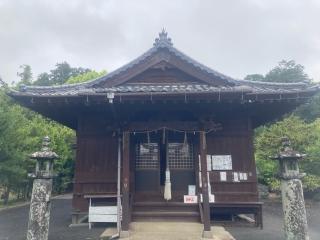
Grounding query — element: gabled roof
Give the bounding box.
[10,30,319,97]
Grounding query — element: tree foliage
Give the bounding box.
[0,63,108,204]
[32,62,91,86]
[48,62,91,85]
[255,116,320,193]
[244,74,264,82]
[65,70,107,84]
[252,60,320,195]
[0,88,75,203]
[17,65,33,86]
[245,60,311,83]
[294,93,320,122]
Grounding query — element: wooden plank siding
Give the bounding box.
[72,115,258,212]
[72,133,118,212]
[206,118,258,203]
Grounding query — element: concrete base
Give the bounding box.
[100,222,235,240]
[212,226,235,240]
[100,227,118,240]
[120,230,130,238]
[202,230,213,239]
[69,223,89,228]
[71,212,88,224]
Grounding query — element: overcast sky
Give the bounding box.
[1,0,320,84]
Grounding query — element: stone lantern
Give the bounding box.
[27,136,59,240]
[30,136,58,178]
[271,137,309,240]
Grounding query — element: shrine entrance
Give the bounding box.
[133,131,196,202]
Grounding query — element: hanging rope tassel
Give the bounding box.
[182,131,188,156]
[147,132,150,144]
[163,128,171,201]
[162,128,166,145]
[164,168,171,201]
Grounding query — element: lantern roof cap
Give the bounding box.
[30,136,59,160]
[271,137,306,160]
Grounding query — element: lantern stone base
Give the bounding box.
[281,179,309,240]
[27,178,53,240]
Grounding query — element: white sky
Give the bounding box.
[1,0,320,84]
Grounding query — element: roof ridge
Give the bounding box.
[16,30,315,93]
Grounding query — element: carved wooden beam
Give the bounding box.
[124,121,222,132]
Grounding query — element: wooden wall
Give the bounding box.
[206,118,258,202]
[72,115,258,212]
[72,116,118,212]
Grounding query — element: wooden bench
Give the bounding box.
[84,194,120,229]
[210,202,263,229]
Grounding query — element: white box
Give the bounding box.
[207,155,212,171]
[233,172,239,182]
[199,194,215,203]
[188,185,196,196]
[220,171,227,181]
[209,194,215,203]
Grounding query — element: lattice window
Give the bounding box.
[168,143,194,169]
[135,143,159,169]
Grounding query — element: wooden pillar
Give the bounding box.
[121,131,130,237]
[199,131,211,237]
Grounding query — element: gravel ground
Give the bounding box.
[0,196,105,240]
[0,197,319,240]
[226,200,320,240]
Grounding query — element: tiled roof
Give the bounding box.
[10,30,319,97]
[11,83,319,97]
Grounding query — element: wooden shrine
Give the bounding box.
[10,30,319,235]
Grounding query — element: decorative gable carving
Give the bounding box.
[120,66,206,86]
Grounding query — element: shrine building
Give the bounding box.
[9,30,319,235]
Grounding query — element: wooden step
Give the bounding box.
[134,202,198,206]
[133,202,198,212]
[132,202,201,222]
[132,211,200,222]
[133,211,200,217]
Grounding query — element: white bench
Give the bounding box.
[84,194,121,229]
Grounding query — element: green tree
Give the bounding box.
[255,115,320,192]
[245,60,311,83]
[0,63,104,204]
[0,90,27,204]
[49,62,74,85]
[244,74,264,82]
[32,62,92,86]
[65,70,107,84]
[294,93,320,122]
[0,76,5,86]
[265,60,310,83]
[49,62,91,85]
[33,73,50,86]
[0,87,75,203]
[17,65,33,85]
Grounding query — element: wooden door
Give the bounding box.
[134,143,160,192]
[167,143,196,194]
